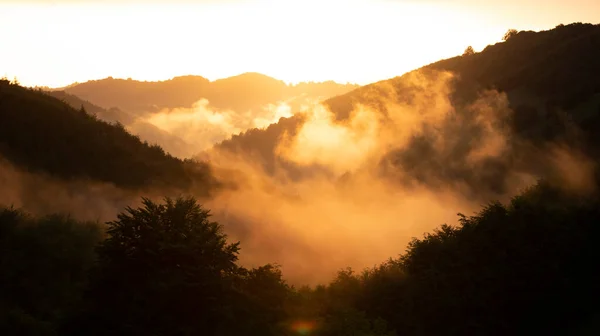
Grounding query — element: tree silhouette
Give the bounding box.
[503,28,519,41]
[463,46,475,56]
[228,264,292,335]
[315,182,600,335]
[76,197,241,335]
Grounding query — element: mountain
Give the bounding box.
[45,90,135,124]
[57,73,359,115]
[325,22,600,120]
[45,90,198,158]
[0,80,216,193]
[207,72,289,112]
[56,75,212,115]
[49,73,359,159]
[210,23,600,199]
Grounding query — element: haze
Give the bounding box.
[2,0,600,330]
[2,0,598,88]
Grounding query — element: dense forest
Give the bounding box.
[44,90,202,159]
[2,181,600,335]
[2,23,600,335]
[0,80,217,193]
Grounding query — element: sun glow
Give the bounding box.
[290,320,317,335]
[0,0,514,88]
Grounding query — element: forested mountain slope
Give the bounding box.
[0,80,216,192]
[211,23,600,199]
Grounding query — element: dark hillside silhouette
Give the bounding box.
[210,114,325,179]
[325,23,600,119]
[432,23,600,109]
[45,90,197,159]
[45,90,128,122]
[0,81,216,192]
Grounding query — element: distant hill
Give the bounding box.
[210,23,600,199]
[49,73,359,159]
[45,90,197,158]
[57,73,359,115]
[56,75,211,115]
[45,90,135,124]
[0,80,217,193]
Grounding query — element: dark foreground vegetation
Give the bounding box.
[1,180,600,335]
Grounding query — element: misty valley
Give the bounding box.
[2,23,600,335]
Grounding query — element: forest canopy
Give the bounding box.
[2,182,600,335]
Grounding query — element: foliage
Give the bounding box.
[72,197,240,335]
[64,197,291,336]
[3,182,600,335]
[325,182,600,335]
[463,45,475,55]
[503,28,519,41]
[0,81,217,193]
[0,207,102,335]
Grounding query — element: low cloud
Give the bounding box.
[201,69,595,284]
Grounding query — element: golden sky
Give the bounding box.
[1,0,598,88]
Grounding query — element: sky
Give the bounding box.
[0,0,598,88]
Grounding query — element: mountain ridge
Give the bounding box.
[53,72,360,115]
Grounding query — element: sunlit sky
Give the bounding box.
[0,0,598,88]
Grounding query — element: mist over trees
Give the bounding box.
[3,183,600,335]
[210,23,600,202]
[2,23,600,335]
[43,74,359,160]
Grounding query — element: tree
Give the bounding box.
[227,264,292,335]
[463,46,475,56]
[503,28,519,41]
[0,207,102,336]
[76,197,241,335]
